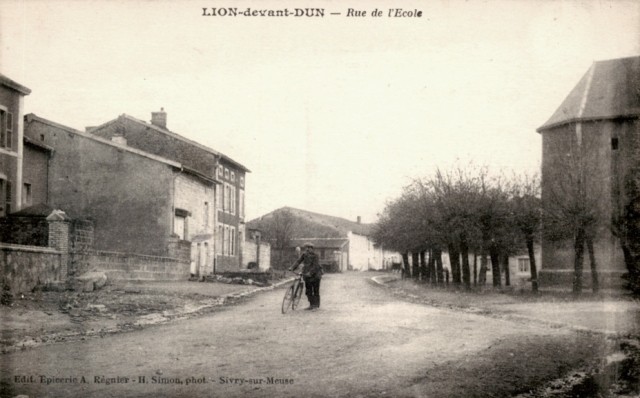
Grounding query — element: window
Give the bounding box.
[4,180,11,215]
[5,112,12,149]
[218,225,223,255]
[0,179,5,216]
[217,165,223,179]
[224,184,230,212]
[231,171,235,182]
[224,225,230,256]
[22,183,32,206]
[518,258,530,273]
[216,185,222,210]
[174,208,189,240]
[240,176,244,188]
[612,137,619,150]
[224,168,229,179]
[230,186,236,214]
[230,226,236,255]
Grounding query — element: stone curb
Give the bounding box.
[2,277,296,354]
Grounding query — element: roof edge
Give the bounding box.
[536,113,640,132]
[25,113,182,168]
[120,114,251,173]
[0,74,31,95]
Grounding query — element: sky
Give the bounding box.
[1,0,639,223]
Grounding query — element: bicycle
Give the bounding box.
[281,272,305,314]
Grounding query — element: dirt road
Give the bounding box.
[1,272,609,398]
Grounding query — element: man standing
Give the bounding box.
[290,242,323,310]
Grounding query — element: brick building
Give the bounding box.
[0,74,31,217]
[537,56,640,288]
[89,109,250,272]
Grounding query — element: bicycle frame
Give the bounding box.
[282,272,305,314]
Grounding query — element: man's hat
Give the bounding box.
[304,242,315,248]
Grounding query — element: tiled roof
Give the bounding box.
[93,114,250,173]
[538,56,640,131]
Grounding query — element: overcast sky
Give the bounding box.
[1,0,639,223]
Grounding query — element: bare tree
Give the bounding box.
[253,209,296,269]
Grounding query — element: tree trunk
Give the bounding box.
[460,233,471,289]
[473,253,478,287]
[402,252,410,279]
[428,249,437,285]
[411,252,420,281]
[435,248,444,286]
[479,251,488,286]
[489,243,501,288]
[573,228,585,295]
[502,254,510,287]
[586,236,599,293]
[448,243,461,286]
[420,251,427,282]
[526,235,538,293]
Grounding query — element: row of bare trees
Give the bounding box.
[373,166,543,291]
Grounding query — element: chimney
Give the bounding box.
[85,126,96,132]
[357,216,361,224]
[151,108,167,129]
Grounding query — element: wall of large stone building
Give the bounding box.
[174,173,215,276]
[24,119,176,256]
[347,232,376,270]
[0,85,24,215]
[22,144,49,206]
[539,119,635,288]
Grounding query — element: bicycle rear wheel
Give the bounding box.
[292,281,304,310]
[281,285,294,314]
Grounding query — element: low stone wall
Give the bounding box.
[243,241,271,270]
[71,250,190,281]
[0,243,65,294]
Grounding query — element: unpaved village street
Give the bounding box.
[1,273,615,398]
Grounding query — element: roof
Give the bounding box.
[288,238,349,249]
[538,56,640,131]
[25,114,181,168]
[0,73,31,95]
[90,114,250,173]
[251,206,375,237]
[9,203,54,218]
[283,207,374,236]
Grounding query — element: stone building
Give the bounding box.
[89,109,250,272]
[0,74,31,217]
[249,207,400,271]
[537,56,640,288]
[23,114,216,275]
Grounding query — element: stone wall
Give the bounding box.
[242,240,271,270]
[70,250,190,281]
[0,243,64,294]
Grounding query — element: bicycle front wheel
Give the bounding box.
[292,281,304,310]
[281,285,295,314]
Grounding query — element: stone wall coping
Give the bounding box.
[0,243,62,254]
